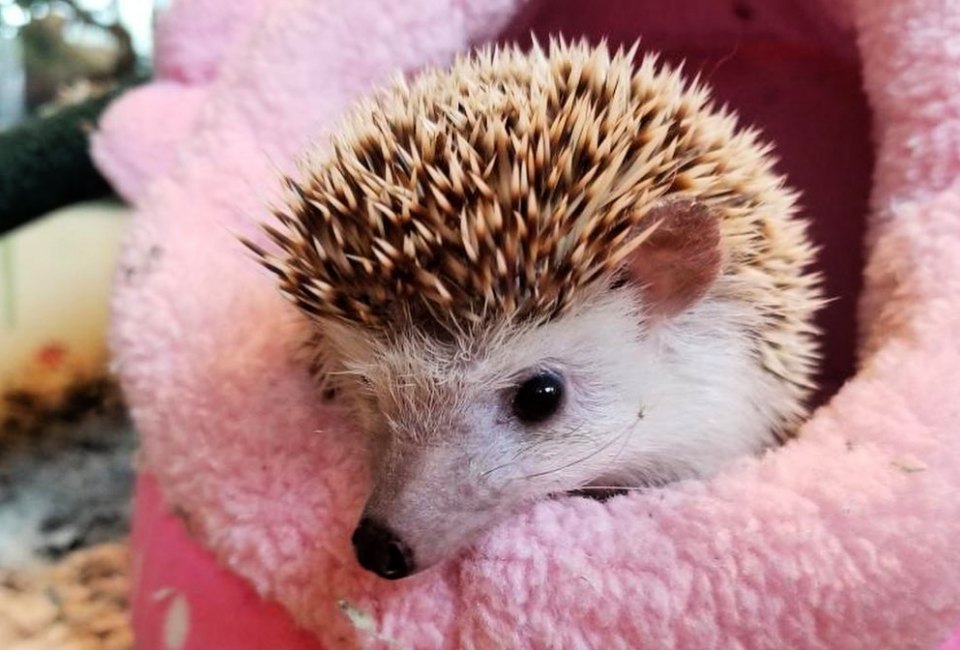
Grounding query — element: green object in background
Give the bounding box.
[0,78,141,236]
[0,0,155,236]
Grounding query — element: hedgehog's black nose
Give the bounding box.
[351,518,414,580]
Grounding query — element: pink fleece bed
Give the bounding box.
[93,0,960,648]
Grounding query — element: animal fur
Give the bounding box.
[248,40,822,573]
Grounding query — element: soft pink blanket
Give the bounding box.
[93,0,960,648]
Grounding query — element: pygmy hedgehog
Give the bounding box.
[247,40,822,579]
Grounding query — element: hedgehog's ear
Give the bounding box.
[623,198,723,317]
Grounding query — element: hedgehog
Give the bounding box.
[245,40,822,580]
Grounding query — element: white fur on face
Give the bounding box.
[321,288,788,573]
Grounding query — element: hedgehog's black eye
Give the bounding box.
[512,371,565,423]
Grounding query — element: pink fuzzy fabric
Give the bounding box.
[95,0,960,648]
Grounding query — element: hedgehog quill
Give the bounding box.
[246,41,822,579]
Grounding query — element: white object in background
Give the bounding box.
[117,0,157,61]
[0,200,130,383]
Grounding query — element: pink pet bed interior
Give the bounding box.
[118,0,960,648]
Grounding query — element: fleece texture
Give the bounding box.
[92,0,960,648]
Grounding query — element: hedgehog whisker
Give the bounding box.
[481,424,594,481]
[607,415,640,469]
[514,420,636,482]
[479,437,543,479]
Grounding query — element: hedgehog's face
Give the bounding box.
[318,201,789,580]
[250,41,820,580]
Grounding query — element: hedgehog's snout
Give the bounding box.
[350,439,513,579]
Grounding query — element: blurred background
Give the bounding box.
[0,1,158,647]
